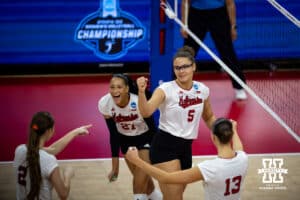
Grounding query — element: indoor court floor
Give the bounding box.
[0,70,299,199]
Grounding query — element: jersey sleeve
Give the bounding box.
[200,82,210,100]
[236,151,248,163]
[98,94,111,116]
[98,94,120,157]
[197,160,217,182]
[43,154,58,178]
[105,118,120,157]
[157,82,170,101]
[13,145,24,168]
[143,116,157,133]
[158,82,168,92]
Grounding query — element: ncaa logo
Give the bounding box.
[130,102,137,109]
[258,158,288,184]
[74,0,146,60]
[193,84,198,90]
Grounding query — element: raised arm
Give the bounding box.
[201,97,216,130]
[180,0,190,38]
[231,120,244,151]
[125,147,203,184]
[43,124,92,155]
[136,76,165,118]
[226,0,238,40]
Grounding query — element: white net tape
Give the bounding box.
[267,0,300,28]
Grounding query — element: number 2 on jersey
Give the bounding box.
[18,165,27,186]
[224,175,242,196]
[120,122,136,130]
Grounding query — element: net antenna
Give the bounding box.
[160,0,299,143]
[266,0,300,28]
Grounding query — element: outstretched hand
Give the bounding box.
[75,124,92,136]
[125,146,140,164]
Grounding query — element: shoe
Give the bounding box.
[235,89,247,100]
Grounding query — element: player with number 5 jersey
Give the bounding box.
[136,46,217,200]
[158,80,209,139]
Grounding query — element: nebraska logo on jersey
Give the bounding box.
[179,95,202,109]
[113,113,138,122]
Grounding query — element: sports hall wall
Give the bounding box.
[0,0,299,75]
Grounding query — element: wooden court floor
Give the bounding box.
[1,154,299,200]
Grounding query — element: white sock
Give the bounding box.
[133,194,148,200]
[148,188,163,200]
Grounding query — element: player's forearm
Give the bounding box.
[205,115,216,131]
[133,157,170,183]
[226,0,237,28]
[202,98,216,130]
[138,91,152,117]
[232,130,243,151]
[181,0,189,25]
[105,118,120,157]
[111,157,119,172]
[56,167,73,200]
[61,173,72,200]
[46,130,77,155]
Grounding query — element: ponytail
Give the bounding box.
[26,111,54,200]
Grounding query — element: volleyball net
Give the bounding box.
[160,0,300,143]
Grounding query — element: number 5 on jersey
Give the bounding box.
[188,109,195,122]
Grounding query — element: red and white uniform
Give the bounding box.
[198,151,248,200]
[98,93,149,136]
[13,144,58,200]
[158,80,209,139]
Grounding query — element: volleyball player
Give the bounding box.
[126,118,248,200]
[98,74,162,200]
[136,46,216,200]
[13,111,92,200]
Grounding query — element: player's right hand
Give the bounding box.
[108,170,118,182]
[136,76,148,93]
